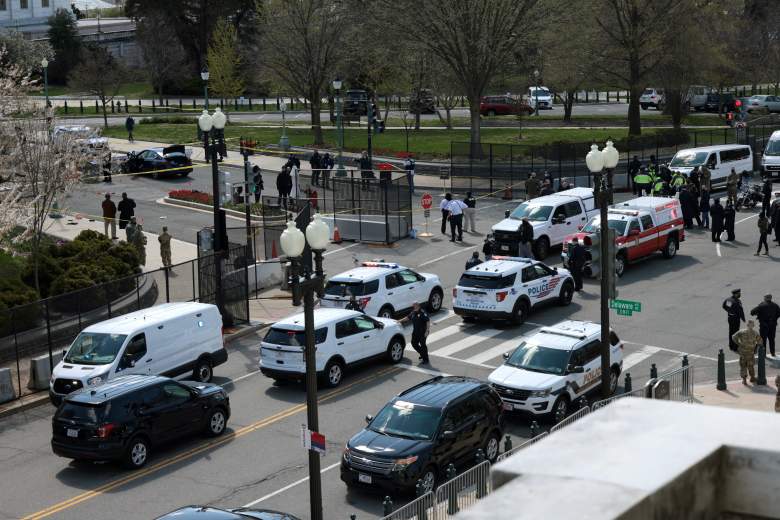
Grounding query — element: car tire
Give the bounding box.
[615,252,627,277]
[386,336,405,364]
[378,305,394,319]
[662,237,677,259]
[323,358,345,388]
[608,367,620,395]
[193,358,213,383]
[427,288,443,313]
[483,432,500,463]
[558,281,574,306]
[533,237,550,260]
[641,104,648,110]
[205,407,227,437]
[124,436,150,469]
[418,466,437,495]
[510,299,529,326]
[550,396,569,423]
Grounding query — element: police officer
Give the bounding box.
[400,302,430,364]
[723,288,745,352]
[158,226,172,268]
[670,170,686,193]
[482,234,495,259]
[525,172,540,200]
[724,201,736,241]
[711,198,724,242]
[633,167,652,196]
[345,294,363,312]
[726,168,739,206]
[567,239,586,292]
[628,156,642,194]
[465,251,482,270]
[751,294,780,357]
[762,176,772,215]
[733,320,762,385]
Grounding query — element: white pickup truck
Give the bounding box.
[492,187,598,260]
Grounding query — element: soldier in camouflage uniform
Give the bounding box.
[158,226,172,268]
[733,320,762,385]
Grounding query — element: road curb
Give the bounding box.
[224,321,269,344]
[159,197,267,222]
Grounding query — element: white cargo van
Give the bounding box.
[761,130,780,178]
[49,302,226,404]
[668,144,753,186]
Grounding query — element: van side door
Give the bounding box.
[115,333,149,376]
[638,214,658,257]
[549,204,569,244]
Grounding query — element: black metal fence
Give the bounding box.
[0,251,248,405]
[450,123,780,195]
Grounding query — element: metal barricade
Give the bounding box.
[433,461,492,517]
[496,431,549,463]
[550,405,591,433]
[380,491,436,520]
[652,364,694,403]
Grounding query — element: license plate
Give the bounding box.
[358,473,372,484]
[502,402,513,411]
[67,428,78,438]
[500,245,509,251]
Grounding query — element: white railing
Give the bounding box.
[380,490,436,520]
[433,461,491,517]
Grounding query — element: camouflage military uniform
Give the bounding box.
[733,327,761,381]
[158,229,172,268]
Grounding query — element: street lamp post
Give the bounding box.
[279,101,289,150]
[533,69,540,117]
[198,108,228,318]
[201,68,210,110]
[41,58,49,110]
[279,215,330,520]
[333,78,346,177]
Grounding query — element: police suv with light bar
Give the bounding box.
[320,262,444,318]
[452,256,574,324]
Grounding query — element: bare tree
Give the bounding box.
[68,45,126,128]
[261,0,344,146]
[206,19,245,109]
[431,61,461,129]
[136,16,186,100]
[391,0,543,148]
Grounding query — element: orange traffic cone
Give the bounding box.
[271,240,278,258]
[503,185,512,200]
[332,226,342,244]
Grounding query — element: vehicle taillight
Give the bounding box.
[358,297,371,309]
[496,291,508,302]
[452,288,457,298]
[97,423,118,439]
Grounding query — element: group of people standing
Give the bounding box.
[723,288,780,385]
[440,192,477,242]
[525,171,564,199]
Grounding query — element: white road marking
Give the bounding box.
[323,243,360,256]
[716,242,722,257]
[432,328,505,357]
[432,309,455,323]
[242,462,342,507]
[736,213,759,225]
[621,346,660,371]
[464,337,523,365]
[622,341,718,362]
[397,362,452,377]
[418,247,478,267]
[424,324,469,344]
[226,369,262,385]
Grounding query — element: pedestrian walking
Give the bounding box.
[483,234,495,259]
[751,294,780,357]
[539,180,554,196]
[345,295,363,312]
[284,154,301,171]
[400,302,430,364]
[102,150,112,183]
[724,201,736,241]
[309,150,322,187]
[355,151,372,191]
[756,211,770,256]
[525,172,540,200]
[440,194,451,235]
[126,215,138,243]
[762,176,772,215]
[404,156,416,193]
[252,165,264,204]
[679,186,696,229]
[771,197,780,245]
[519,216,534,258]
[158,226,172,268]
[125,116,135,142]
[101,193,117,239]
[700,190,710,229]
[629,156,641,194]
[465,251,482,270]
[117,192,135,230]
[723,288,746,352]
[726,168,739,206]
[446,197,467,242]
[276,167,292,209]
[464,192,477,232]
[567,239,585,292]
[711,198,724,242]
[322,153,334,189]
[733,320,762,385]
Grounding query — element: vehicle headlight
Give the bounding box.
[391,455,419,471]
[342,446,351,463]
[87,375,106,387]
[530,388,551,398]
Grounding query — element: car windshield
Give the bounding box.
[582,216,628,235]
[64,333,127,365]
[670,150,709,167]
[368,400,440,441]
[530,88,550,95]
[264,327,327,346]
[510,203,552,221]
[765,139,780,156]
[505,341,570,375]
[458,273,516,289]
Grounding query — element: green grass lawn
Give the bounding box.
[103,123,668,159]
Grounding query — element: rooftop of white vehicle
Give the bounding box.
[465,256,535,274]
[328,262,405,281]
[537,320,603,343]
[82,302,214,335]
[270,308,365,330]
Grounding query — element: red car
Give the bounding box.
[480,96,533,116]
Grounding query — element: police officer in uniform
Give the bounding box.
[733,320,762,385]
[465,251,482,270]
[567,239,586,292]
[345,294,363,312]
[726,168,739,206]
[723,288,745,352]
[724,201,736,241]
[400,302,430,364]
[670,170,686,193]
[711,198,724,242]
[751,294,780,357]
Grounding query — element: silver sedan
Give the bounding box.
[746,95,780,113]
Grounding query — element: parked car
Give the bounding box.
[689,85,715,111]
[343,89,368,117]
[156,506,302,520]
[746,95,780,113]
[119,145,193,178]
[51,375,230,469]
[52,125,109,151]
[480,96,533,116]
[409,88,436,114]
[761,130,780,178]
[704,93,737,113]
[527,86,553,110]
[639,88,665,110]
[341,376,505,494]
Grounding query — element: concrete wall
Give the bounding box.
[0,0,69,28]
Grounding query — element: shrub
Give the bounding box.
[142,115,194,125]
[21,252,64,297]
[169,189,213,205]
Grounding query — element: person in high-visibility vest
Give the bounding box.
[652,178,666,196]
[633,167,653,196]
[670,171,687,193]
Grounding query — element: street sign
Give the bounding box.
[609,299,642,316]
[421,193,433,209]
[301,424,326,455]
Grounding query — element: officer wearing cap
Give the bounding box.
[751,294,780,357]
[723,289,745,352]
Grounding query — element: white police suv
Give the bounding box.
[488,320,624,419]
[452,256,574,324]
[320,262,444,318]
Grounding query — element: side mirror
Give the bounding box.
[503,352,510,360]
[136,405,149,416]
[375,322,385,329]
[365,414,373,424]
[441,430,456,440]
[62,349,67,359]
[129,359,136,368]
[553,267,558,273]
[567,364,584,374]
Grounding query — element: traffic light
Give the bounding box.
[735,99,742,109]
[604,228,618,299]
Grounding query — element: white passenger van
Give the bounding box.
[49,303,226,404]
[668,144,753,186]
[761,130,780,178]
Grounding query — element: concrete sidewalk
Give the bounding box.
[695,370,780,413]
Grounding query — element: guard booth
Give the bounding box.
[196,224,250,327]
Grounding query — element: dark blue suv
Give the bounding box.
[51,375,230,469]
[340,376,504,495]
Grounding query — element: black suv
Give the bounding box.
[341,376,504,494]
[51,375,230,469]
[704,93,737,113]
[343,89,368,116]
[156,506,302,520]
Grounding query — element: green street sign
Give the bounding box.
[609,299,642,313]
[616,308,633,316]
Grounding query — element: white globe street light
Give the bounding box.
[198,110,213,132]
[602,140,619,169]
[332,78,342,91]
[585,144,604,173]
[41,58,48,69]
[305,214,330,251]
[280,221,306,258]
[212,107,227,130]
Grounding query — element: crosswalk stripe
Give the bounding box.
[432,329,505,357]
[425,324,469,345]
[622,346,660,371]
[462,327,542,365]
